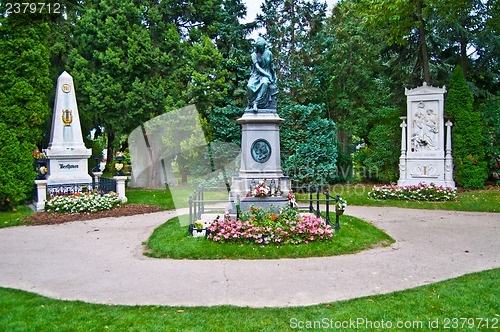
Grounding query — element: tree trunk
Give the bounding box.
[460,34,468,78]
[336,127,353,180]
[106,131,115,173]
[416,0,431,84]
[141,125,162,188]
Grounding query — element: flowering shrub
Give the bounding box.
[207,205,334,245]
[45,192,122,213]
[368,183,457,201]
[33,150,47,159]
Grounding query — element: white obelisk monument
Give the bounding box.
[46,71,92,185]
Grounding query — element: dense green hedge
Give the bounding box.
[0,125,37,210]
[0,13,51,209]
[445,67,487,189]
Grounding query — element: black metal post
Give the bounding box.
[189,194,193,224]
[335,194,340,230]
[316,186,320,218]
[193,189,198,221]
[200,185,205,214]
[309,185,313,213]
[326,189,330,225]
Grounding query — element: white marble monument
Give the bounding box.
[45,71,92,185]
[398,83,455,188]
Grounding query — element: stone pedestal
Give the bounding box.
[398,83,455,188]
[34,180,48,211]
[231,111,291,210]
[113,176,128,203]
[92,171,103,184]
[45,71,92,186]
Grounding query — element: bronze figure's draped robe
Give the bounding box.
[247,38,278,112]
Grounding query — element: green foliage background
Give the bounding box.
[445,67,488,189]
[0,0,498,208]
[0,8,51,208]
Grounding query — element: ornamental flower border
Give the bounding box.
[33,150,47,159]
[368,183,457,201]
[45,191,122,213]
[207,205,334,245]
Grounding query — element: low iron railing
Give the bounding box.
[188,184,343,236]
[291,185,341,230]
[45,177,117,198]
[188,185,237,236]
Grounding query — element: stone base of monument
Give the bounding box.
[45,154,93,186]
[231,111,292,211]
[239,196,289,212]
[397,158,455,188]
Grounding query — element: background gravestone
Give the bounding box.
[398,83,455,188]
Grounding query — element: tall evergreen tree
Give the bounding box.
[445,66,487,188]
[358,0,433,84]
[0,5,52,208]
[67,0,226,169]
[258,0,327,104]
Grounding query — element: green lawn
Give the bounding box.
[145,213,394,259]
[0,205,34,228]
[0,185,498,329]
[323,184,500,212]
[0,268,498,331]
[126,185,229,210]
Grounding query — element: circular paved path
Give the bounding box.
[0,206,498,307]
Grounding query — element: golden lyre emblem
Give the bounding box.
[62,84,71,93]
[62,109,73,126]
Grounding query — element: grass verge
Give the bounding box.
[145,213,394,259]
[0,268,498,331]
[0,205,34,228]
[310,184,500,212]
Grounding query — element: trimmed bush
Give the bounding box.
[445,66,487,189]
[0,14,51,209]
[0,124,37,210]
[281,103,338,185]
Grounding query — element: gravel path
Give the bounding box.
[0,206,498,307]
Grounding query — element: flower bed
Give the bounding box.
[207,206,334,245]
[368,183,457,201]
[45,192,122,213]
